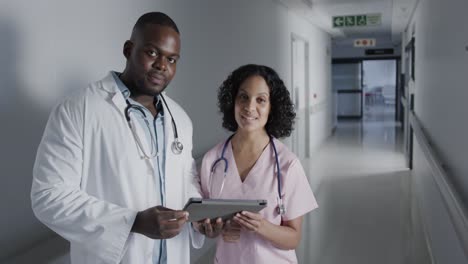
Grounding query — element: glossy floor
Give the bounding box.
[297,104,409,264]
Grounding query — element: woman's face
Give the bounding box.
[234,75,271,134]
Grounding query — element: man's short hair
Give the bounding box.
[133,12,179,34]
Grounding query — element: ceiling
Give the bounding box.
[275,0,419,45]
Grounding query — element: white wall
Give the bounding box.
[413,0,468,202]
[288,9,333,160]
[407,0,468,263]
[0,0,332,262]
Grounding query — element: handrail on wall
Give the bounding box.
[409,109,468,258]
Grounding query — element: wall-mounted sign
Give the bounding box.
[365,48,394,55]
[354,38,376,47]
[332,14,381,28]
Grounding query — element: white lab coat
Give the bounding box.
[31,72,204,264]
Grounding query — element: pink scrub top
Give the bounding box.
[199,138,318,263]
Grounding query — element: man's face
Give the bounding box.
[124,24,181,96]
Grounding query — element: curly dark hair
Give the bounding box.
[217,64,296,138]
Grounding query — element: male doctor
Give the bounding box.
[31,12,204,264]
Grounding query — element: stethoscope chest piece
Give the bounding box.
[171,139,183,155]
[277,197,286,216]
[277,203,286,216]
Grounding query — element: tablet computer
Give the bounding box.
[182,198,267,222]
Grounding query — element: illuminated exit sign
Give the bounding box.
[332,14,381,28]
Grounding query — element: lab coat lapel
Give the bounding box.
[101,72,127,119]
[110,91,128,126]
[103,72,131,129]
[163,96,173,162]
[162,95,183,209]
[105,72,155,168]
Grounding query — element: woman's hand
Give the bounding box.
[233,211,264,233]
[193,218,223,238]
[222,220,241,242]
[235,211,305,250]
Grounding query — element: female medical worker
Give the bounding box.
[198,64,318,263]
[31,12,204,264]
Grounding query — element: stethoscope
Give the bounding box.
[124,93,183,159]
[209,134,286,216]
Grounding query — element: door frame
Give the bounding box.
[291,33,310,158]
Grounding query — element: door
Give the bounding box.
[333,62,363,119]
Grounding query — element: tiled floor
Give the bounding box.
[297,104,409,264]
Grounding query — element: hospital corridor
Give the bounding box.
[296,107,408,264]
[1,0,467,264]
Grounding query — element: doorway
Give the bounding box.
[362,59,397,121]
[333,57,401,122]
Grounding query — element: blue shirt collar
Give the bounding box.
[112,71,163,113]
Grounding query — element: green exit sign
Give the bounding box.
[333,14,381,28]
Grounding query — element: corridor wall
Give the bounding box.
[405,0,468,263]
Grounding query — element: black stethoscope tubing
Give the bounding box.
[124,93,183,156]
